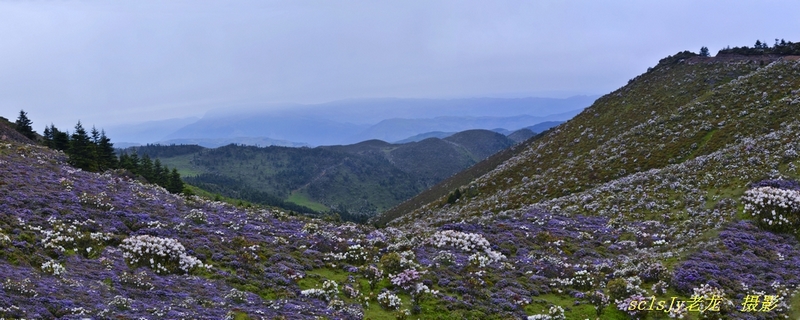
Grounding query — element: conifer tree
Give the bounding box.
[68,121,97,171]
[140,154,154,182]
[96,130,117,171]
[43,126,53,147]
[128,153,141,174]
[153,159,167,186]
[167,168,184,193]
[50,125,70,151]
[14,110,37,140]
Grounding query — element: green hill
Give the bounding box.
[383,53,800,229]
[125,129,516,219]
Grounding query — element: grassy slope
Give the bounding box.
[382,54,800,318]
[395,55,800,225]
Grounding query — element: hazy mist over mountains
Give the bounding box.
[107,96,597,147]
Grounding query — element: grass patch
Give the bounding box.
[157,154,205,177]
[524,293,596,319]
[789,291,800,320]
[288,191,329,212]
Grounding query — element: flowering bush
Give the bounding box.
[300,279,339,302]
[78,191,114,211]
[570,270,594,290]
[41,220,112,257]
[390,268,422,291]
[224,288,249,304]
[3,278,37,297]
[377,290,402,310]
[743,182,800,236]
[108,295,133,311]
[616,294,650,318]
[527,305,565,320]
[119,271,154,290]
[586,291,609,317]
[120,235,205,274]
[41,260,66,276]
[360,264,383,290]
[429,230,505,265]
[689,284,735,319]
[184,208,207,224]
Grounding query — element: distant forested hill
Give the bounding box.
[124,129,518,220]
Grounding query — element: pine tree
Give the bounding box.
[96,130,117,171]
[43,126,53,148]
[128,153,141,174]
[68,121,97,171]
[700,46,710,57]
[52,125,70,151]
[14,110,37,140]
[167,168,184,193]
[153,159,167,186]
[118,153,132,170]
[139,154,154,182]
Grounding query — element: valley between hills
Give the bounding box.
[3,44,800,319]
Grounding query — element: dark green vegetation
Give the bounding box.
[13,110,37,141]
[126,129,517,221]
[117,153,184,193]
[9,115,187,195]
[718,38,800,56]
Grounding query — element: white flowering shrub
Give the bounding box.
[224,288,249,304]
[41,220,111,258]
[571,270,594,290]
[108,295,133,311]
[377,291,402,310]
[184,209,207,224]
[300,279,339,302]
[527,305,565,320]
[326,244,369,265]
[433,251,455,266]
[78,191,114,211]
[0,229,10,246]
[119,271,154,290]
[690,284,735,318]
[120,235,205,274]
[301,222,319,234]
[3,278,37,297]
[742,185,800,235]
[429,230,490,252]
[41,260,66,277]
[429,230,505,265]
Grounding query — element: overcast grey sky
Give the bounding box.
[1,0,799,129]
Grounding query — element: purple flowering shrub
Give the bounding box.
[672,220,800,318]
[0,142,362,319]
[4,134,800,319]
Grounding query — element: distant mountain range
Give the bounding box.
[107,96,596,147]
[394,121,563,143]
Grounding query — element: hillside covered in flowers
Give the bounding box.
[3,50,800,319]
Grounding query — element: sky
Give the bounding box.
[1,0,799,129]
